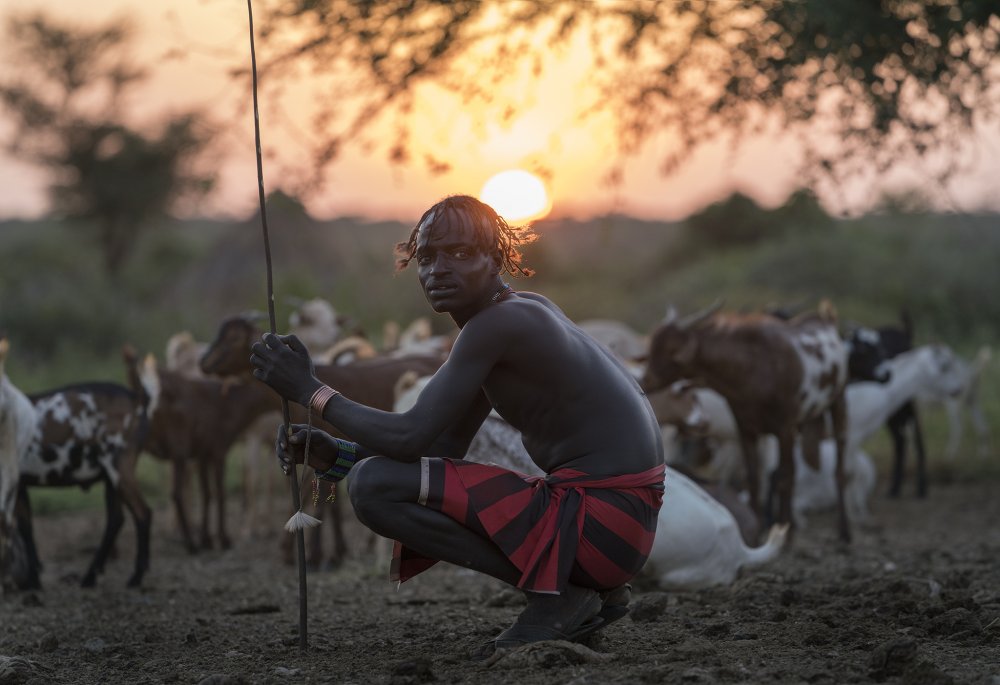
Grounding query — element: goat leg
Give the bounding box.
[83,480,125,588]
[119,471,152,588]
[215,457,231,550]
[886,410,910,498]
[171,456,198,554]
[13,487,41,590]
[910,408,928,498]
[198,458,213,550]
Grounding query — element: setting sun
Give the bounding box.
[479,169,552,223]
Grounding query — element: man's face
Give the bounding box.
[414,211,498,317]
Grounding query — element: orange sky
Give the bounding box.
[1,0,998,222]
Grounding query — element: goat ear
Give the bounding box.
[673,336,698,365]
[678,299,724,330]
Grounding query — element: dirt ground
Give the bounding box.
[2,475,999,685]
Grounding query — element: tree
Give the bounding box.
[252,0,999,200]
[0,13,216,276]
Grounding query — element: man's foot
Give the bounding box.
[471,584,601,660]
[598,583,631,621]
[571,584,632,644]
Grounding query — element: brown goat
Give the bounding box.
[198,314,445,565]
[642,302,850,542]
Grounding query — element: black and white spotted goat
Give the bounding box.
[14,350,153,589]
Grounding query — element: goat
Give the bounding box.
[671,323,890,485]
[847,317,986,495]
[164,331,281,541]
[198,313,444,567]
[380,316,455,360]
[706,344,968,527]
[642,301,850,541]
[135,349,349,558]
[577,319,649,364]
[133,351,263,553]
[0,339,37,591]
[16,361,152,588]
[920,345,993,462]
[846,315,926,497]
[393,373,786,590]
[848,343,968,497]
[784,343,967,520]
[316,336,379,366]
[287,297,344,353]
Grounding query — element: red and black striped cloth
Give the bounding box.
[390,459,665,594]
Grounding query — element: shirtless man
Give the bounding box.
[250,194,665,658]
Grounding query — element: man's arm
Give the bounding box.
[422,388,493,460]
[252,308,512,461]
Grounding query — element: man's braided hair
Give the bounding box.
[394,195,537,277]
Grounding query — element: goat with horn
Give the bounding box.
[643,299,851,542]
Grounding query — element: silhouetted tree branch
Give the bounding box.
[0,13,216,277]
[253,0,999,195]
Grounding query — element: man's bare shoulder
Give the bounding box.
[457,291,567,347]
[510,291,572,321]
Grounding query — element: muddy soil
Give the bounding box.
[2,478,998,685]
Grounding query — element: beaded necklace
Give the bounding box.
[491,282,514,303]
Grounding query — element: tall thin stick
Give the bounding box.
[246,0,309,652]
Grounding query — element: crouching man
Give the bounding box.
[250,195,665,658]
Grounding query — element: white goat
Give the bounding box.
[918,345,992,460]
[0,340,37,587]
[288,298,384,366]
[165,331,208,378]
[393,375,787,590]
[289,298,342,354]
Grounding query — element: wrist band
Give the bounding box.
[316,438,360,482]
[308,384,340,415]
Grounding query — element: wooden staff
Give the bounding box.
[246,0,309,652]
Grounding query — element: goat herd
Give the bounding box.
[0,297,992,601]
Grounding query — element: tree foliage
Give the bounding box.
[254,0,999,194]
[0,13,216,276]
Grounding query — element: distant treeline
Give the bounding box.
[1,191,997,390]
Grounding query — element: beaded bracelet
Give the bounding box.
[308,384,340,416]
[315,438,360,482]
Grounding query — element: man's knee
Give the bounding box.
[347,456,419,524]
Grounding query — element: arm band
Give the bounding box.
[309,384,340,415]
[316,438,361,482]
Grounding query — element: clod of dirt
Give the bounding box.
[0,655,53,684]
[927,608,983,638]
[868,637,918,680]
[36,635,58,653]
[390,656,435,684]
[82,638,106,654]
[629,593,671,622]
[899,660,955,685]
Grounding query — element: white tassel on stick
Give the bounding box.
[285,509,322,532]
